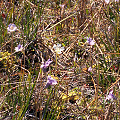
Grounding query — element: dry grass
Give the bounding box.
[0,0,120,120]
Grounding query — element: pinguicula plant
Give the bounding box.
[1,0,120,119]
[15,44,23,52]
[105,0,110,4]
[7,23,18,53]
[40,59,52,72]
[86,37,95,46]
[53,43,64,71]
[45,75,57,88]
[53,43,64,54]
[88,67,92,72]
[7,23,17,33]
[106,90,116,101]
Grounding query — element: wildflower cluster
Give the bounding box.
[7,23,58,89]
[40,58,58,88]
[0,1,119,119]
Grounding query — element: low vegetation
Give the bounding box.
[0,0,120,119]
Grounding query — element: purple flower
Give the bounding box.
[106,90,116,101]
[15,44,23,52]
[87,37,95,46]
[7,23,17,32]
[40,59,52,72]
[59,4,65,9]
[105,0,110,4]
[88,67,92,72]
[45,75,57,88]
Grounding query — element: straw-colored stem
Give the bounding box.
[56,53,57,75]
[11,33,13,54]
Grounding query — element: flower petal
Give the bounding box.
[57,43,61,47]
[7,23,17,32]
[60,47,65,51]
[47,75,57,85]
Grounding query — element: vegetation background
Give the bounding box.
[0,0,120,119]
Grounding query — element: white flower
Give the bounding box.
[15,44,23,52]
[59,4,65,8]
[53,43,64,54]
[88,67,92,72]
[108,26,111,32]
[74,53,78,62]
[105,0,110,4]
[7,23,17,32]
